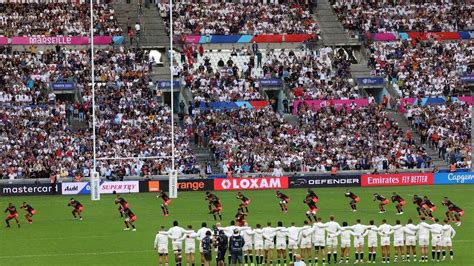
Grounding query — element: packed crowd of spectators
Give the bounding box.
[406,101,471,169]
[367,39,473,97]
[331,0,473,33]
[0,2,122,36]
[194,103,430,174]
[0,47,199,179]
[158,1,319,35]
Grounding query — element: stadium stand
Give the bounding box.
[0,2,122,36]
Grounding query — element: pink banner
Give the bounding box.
[185,35,201,44]
[398,96,472,113]
[372,33,397,41]
[11,36,113,45]
[292,99,369,115]
[93,36,112,45]
[0,36,7,45]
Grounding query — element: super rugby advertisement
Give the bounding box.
[62,181,139,195]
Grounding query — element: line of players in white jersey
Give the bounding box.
[154,215,456,266]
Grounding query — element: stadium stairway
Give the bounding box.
[190,143,220,175]
[313,0,358,46]
[386,110,445,168]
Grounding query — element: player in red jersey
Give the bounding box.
[114,195,128,217]
[442,197,455,221]
[235,209,247,226]
[205,192,219,213]
[211,198,223,221]
[345,190,360,212]
[304,197,318,222]
[422,196,436,219]
[307,189,319,203]
[236,191,251,213]
[448,204,464,226]
[20,202,36,224]
[68,198,83,220]
[4,203,20,228]
[391,192,406,215]
[413,194,425,216]
[373,193,389,213]
[123,207,137,231]
[157,190,171,216]
[276,190,290,213]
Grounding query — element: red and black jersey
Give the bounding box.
[159,192,170,202]
[423,199,435,208]
[21,204,34,213]
[448,204,462,212]
[124,208,135,218]
[374,194,386,201]
[345,192,357,199]
[237,194,249,202]
[307,191,318,200]
[277,192,289,201]
[235,211,246,221]
[304,198,317,209]
[391,194,404,203]
[115,197,128,206]
[442,199,454,207]
[5,206,17,215]
[413,196,423,207]
[69,200,83,208]
[206,193,218,202]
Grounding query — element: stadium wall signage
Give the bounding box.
[460,75,474,84]
[0,183,61,196]
[292,99,369,115]
[0,36,7,45]
[156,80,181,89]
[434,172,474,185]
[366,31,474,42]
[361,173,434,187]
[8,36,114,45]
[147,179,214,192]
[288,175,361,188]
[183,34,314,44]
[214,177,288,191]
[356,77,385,87]
[61,181,139,195]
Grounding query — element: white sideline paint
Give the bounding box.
[0,249,154,259]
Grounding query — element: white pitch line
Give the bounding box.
[14,235,111,241]
[0,250,154,259]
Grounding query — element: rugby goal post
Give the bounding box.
[169,170,178,198]
[90,171,101,201]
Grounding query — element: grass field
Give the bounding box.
[0,185,473,266]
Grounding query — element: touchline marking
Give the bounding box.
[0,250,154,259]
[15,235,111,241]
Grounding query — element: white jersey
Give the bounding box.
[275,227,288,247]
[430,223,444,246]
[337,227,357,248]
[404,223,418,246]
[154,231,169,253]
[325,221,342,237]
[287,226,302,243]
[196,227,212,241]
[263,226,277,249]
[378,223,393,246]
[351,223,367,247]
[298,226,314,248]
[223,225,238,237]
[391,225,405,241]
[181,231,198,253]
[441,224,456,246]
[312,222,327,241]
[241,228,255,251]
[417,222,432,240]
[168,226,187,243]
[366,225,379,247]
[253,228,264,248]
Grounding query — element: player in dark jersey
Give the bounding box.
[157,190,171,216]
[205,192,219,213]
[68,198,83,220]
[391,192,406,215]
[20,202,36,224]
[235,209,247,226]
[4,203,20,228]
[422,196,436,220]
[307,189,319,203]
[236,191,251,213]
[345,190,360,212]
[442,197,455,221]
[123,207,137,231]
[413,194,424,216]
[304,197,318,222]
[114,195,128,217]
[276,190,290,213]
[373,193,389,213]
[448,204,464,226]
[211,198,223,221]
